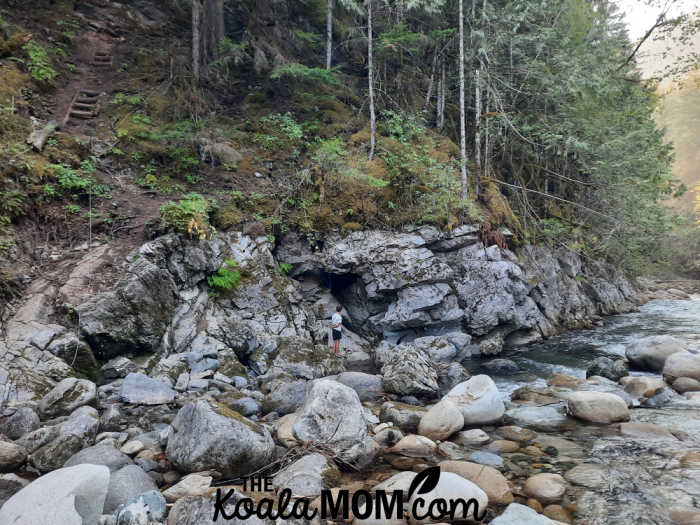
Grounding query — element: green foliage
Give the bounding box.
[279,262,293,275]
[22,41,58,82]
[381,110,424,143]
[269,63,340,85]
[312,138,346,171]
[260,113,303,140]
[159,193,215,239]
[207,258,241,291]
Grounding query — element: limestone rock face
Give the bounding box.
[166,400,275,478]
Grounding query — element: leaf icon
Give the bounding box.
[408,466,440,499]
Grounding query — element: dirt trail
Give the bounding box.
[52,25,117,138]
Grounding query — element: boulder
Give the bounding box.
[443,375,505,425]
[0,473,29,507]
[30,433,86,473]
[672,377,700,393]
[0,407,40,440]
[586,356,628,381]
[0,464,110,525]
[566,391,629,423]
[162,474,212,503]
[103,464,158,514]
[439,460,513,504]
[381,347,439,397]
[380,402,427,432]
[482,359,520,375]
[436,362,471,395]
[0,440,27,472]
[491,503,559,524]
[408,471,488,524]
[617,422,677,441]
[523,473,567,504]
[261,379,307,415]
[119,373,176,405]
[38,378,97,418]
[663,351,700,382]
[166,400,275,478]
[274,413,299,448]
[564,464,608,489]
[293,379,376,466]
[371,470,416,497]
[390,435,437,457]
[100,357,137,380]
[271,453,340,498]
[625,335,686,372]
[620,376,666,398]
[267,337,345,380]
[417,400,464,441]
[336,372,384,401]
[451,429,490,446]
[113,490,166,524]
[497,425,536,443]
[64,443,133,472]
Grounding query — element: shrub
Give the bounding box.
[22,41,58,83]
[159,193,215,239]
[207,258,241,290]
[269,63,340,85]
[312,138,346,172]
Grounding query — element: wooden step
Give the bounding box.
[80,90,100,97]
[69,110,95,119]
[72,102,96,111]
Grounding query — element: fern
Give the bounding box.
[207,258,241,290]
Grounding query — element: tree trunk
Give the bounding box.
[424,45,439,113]
[368,0,376,161]
[192,0,202,81]
[458,0,468,198]
[326,0,333,69]
[484,79,490,179]
[474,66,481,183]
[437,61,445,131]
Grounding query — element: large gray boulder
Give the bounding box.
[567,391,630,423]
[271,453,340,498]
[38,378,97,418]
[265,337,345,380]
[64,443,133,472]
[626,335,686,372]
[663,351,700,382]
[443,375,505,425]
[0,407,40,440]
[381,346,439,397]
[166,400,275,478]
[586,356,628,381]
[0,464,110,525]
[490,503,558,524]
[103,464,158,514]
[119,373,176,405]
[0,440,27,472]
[293,379,376,466]
[336,372,384,401]
[261,379,307,415]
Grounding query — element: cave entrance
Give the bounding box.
[320,270,358,295]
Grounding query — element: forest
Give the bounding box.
[0,0,696,279]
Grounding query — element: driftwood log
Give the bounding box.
[26,120,59,152]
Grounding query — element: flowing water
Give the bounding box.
[465,299,700,524]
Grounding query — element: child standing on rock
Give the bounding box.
[331,305,343,357]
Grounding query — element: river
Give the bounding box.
[462,298,700,524]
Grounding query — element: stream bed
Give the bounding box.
[467,298,700,524]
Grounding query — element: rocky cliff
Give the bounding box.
[0,228,637,402]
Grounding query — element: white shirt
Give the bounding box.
[331,312,342,332]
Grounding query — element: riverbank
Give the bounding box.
[0,232,697,524]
